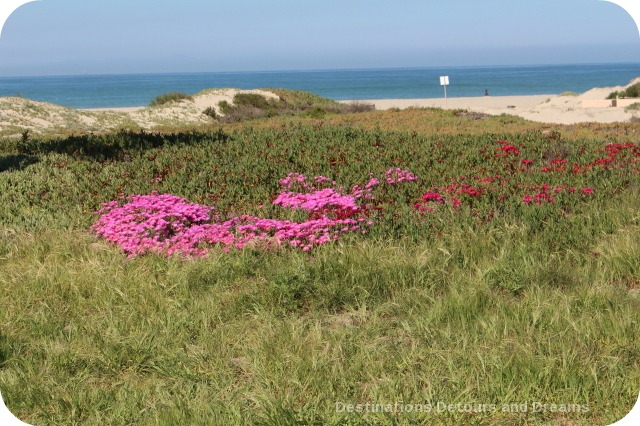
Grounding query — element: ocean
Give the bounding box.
[1,62,639,109]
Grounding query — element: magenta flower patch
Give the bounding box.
[92,170,418,257]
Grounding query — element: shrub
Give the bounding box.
[626,83,640,98]
[624,102,640,112]
[606,83,640,100]
[202,106,218,119]
[233,93,273,109]
[214,90,374,123]
[149,92,193,107]
[217,100,231,114]
[217,93,286,123]
[339,101,376,113]
[266,89,339,110]
[303,107,327,119]
[223,108,268,122]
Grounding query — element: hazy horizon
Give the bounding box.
[0,0,639,78]
[2,57,640,80]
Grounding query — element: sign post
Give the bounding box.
[440,76,449,108]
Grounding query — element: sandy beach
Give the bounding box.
[344,79,640,124]
[84,106,145,113]
[1,80,639,136]
[357,95,554,111]
[85,89,640,126]
[87,82,640,127]
[90,90,639,126]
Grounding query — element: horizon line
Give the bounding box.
[1,60,639,80]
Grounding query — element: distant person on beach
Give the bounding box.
[484,89,489,96]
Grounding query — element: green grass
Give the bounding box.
[213,89,374,123]
[1,228,638,425]
[149,92,194,107]
[0,111,639,425]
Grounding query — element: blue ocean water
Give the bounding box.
[0,62,639,109]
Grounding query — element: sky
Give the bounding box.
[0,0,638,77]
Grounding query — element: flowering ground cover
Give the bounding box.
[88,133,639,262]
[0,117,639,425]
[90,169,415,256]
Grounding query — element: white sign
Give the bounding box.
[439,76,450,105]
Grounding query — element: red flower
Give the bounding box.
[421,191,445,204]
[500,145,520,155]
[550,158,567,165]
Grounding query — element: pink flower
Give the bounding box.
[92,171,390,257]
[384,168,418,184]
[365,178,380,189]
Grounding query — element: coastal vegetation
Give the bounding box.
[212,90,375,122]
[149,92,194,107]
[0,92,639,425]
[624,102,640,112]
[606,82,640,99]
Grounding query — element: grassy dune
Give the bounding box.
[0,103,639,425]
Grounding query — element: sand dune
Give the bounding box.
[1,81,639,137]
[0,88,280,137]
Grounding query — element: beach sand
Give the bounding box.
[84,106,145,113]
[0,88,279,135]
[94,91,637,125]
[80,88,280,128]
[359,95,553,111]
[1,81,639,136]
[348,79,640,124]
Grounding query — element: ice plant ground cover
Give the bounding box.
[91,171,395,256]
[92,136,639,257]
[412,139,629,212]
[1,112,640,425]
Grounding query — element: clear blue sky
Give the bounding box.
[0,0,638,76]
